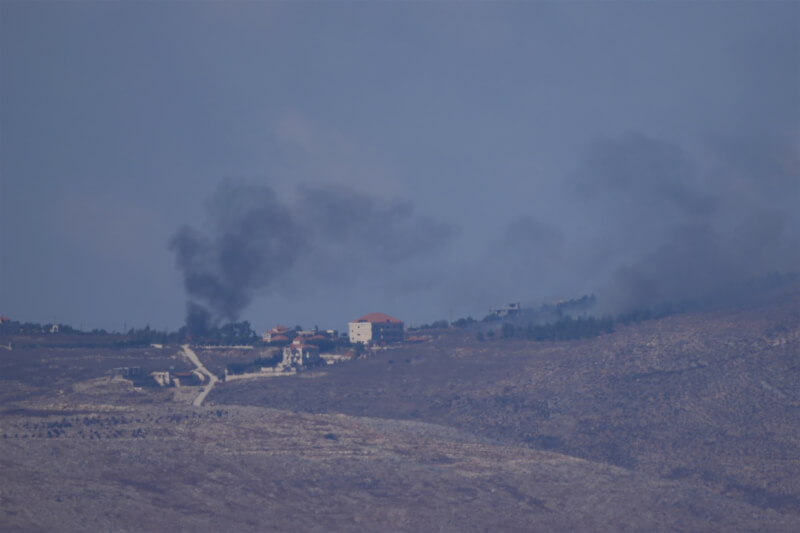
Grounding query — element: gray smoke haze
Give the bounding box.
[441,130,799,318]
[503,132,799,314]
[170,3,798,327]
[173,130,798,329]
[170,181,454,328]
[581,133,798,312]
[5,1,799,331]
[459,7,800,317]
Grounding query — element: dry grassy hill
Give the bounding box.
[1,291,799,531]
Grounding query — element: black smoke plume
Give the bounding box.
[170,180,454,329]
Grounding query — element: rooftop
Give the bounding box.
[353,312,403,324]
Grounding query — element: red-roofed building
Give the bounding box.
[354,312,403,324]
[262,325,290,342]
[349,313,404,345]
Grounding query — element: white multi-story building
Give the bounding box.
[348,313,404,345]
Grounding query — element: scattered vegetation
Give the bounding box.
[0,319,261,347]
[498,315,616,341]
[186,321,258,346]
[0,320,82,336]
[226,353,283,375]
[409,320,450,331]
[446,295,694,343]
[452,317,477,328]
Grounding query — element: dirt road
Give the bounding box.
[181,344,218,407]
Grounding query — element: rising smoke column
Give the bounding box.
[169,181,305,333]
[170,180,454,330]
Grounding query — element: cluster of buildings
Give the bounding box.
[115,365,207,388]
[263,313,406,348]
[111,313,412,386]
[261,325,337,369]
[261,325,339,344]
[280,335,324,369]
[150,369,206,387]
[257,313,406,371]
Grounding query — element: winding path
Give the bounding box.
[181,344,218,407]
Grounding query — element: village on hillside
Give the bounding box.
[129,312,415,389]
[228,304,527,379]
[243,311,416,375]
[155,303,534,387]
[1,299,607,391]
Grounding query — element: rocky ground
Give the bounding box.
[1,291,799,531]
[2,404,796,532]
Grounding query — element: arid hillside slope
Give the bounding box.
[2,405,796,532]
[1,291,799,531]
[214,294,800,520]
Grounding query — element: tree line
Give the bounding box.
[0,318,261,347]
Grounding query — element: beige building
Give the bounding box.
[348,313,404,345]
[281,343,321,368]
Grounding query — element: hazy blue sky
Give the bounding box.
[1,1,798,332]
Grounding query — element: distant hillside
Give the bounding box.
[1,286,799,531]
[213,289,800,519]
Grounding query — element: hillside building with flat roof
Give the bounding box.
[348,313,404,345]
